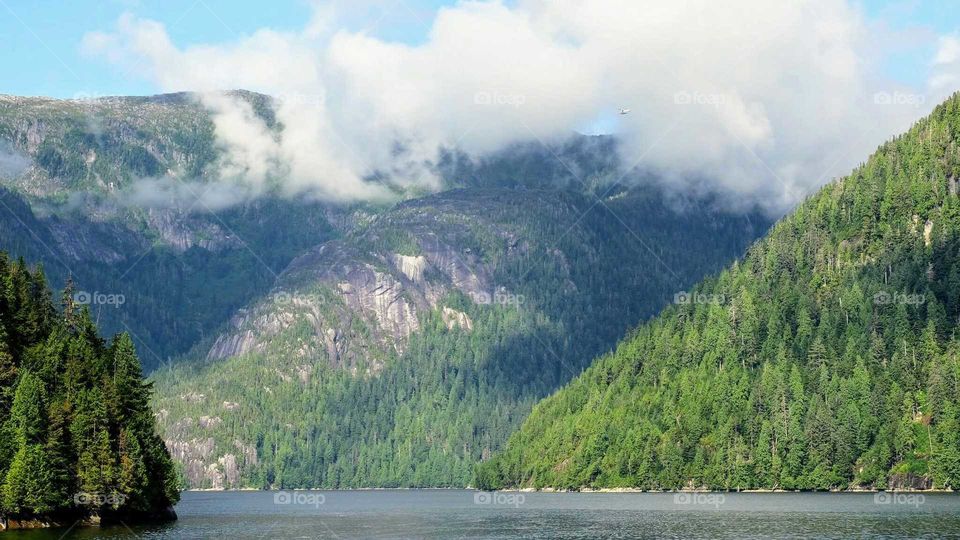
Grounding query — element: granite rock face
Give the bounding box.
[202,196,512,373]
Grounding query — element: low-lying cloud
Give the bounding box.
[0,142,30,179]
[81,1,960,215]
[123,176,255,211]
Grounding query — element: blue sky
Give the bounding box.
[0,0,458,97]
[861,0,960,84]
[0,0,956,99]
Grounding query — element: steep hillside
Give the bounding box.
[0,92,265,197]
[0,92,337,367]
[0,187,337,369]
[477,93,960,491]
[151,185,767,488]
[0,92,632,368]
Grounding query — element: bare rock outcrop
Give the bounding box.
[442,307,473,331]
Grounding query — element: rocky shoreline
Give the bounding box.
[0,506,176,531]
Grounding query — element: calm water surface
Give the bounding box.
[6,490,960,539]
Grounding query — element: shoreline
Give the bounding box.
[186,486,468,492]
[184,486,956,494]
[0,506,177,531]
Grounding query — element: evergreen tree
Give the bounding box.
[477,93,960,491]
[0,255,179,520]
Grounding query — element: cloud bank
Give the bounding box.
[0,142,30,179]
[81,0,960,214]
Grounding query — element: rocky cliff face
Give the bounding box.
[158,190,547,488]
[203,195,515,374]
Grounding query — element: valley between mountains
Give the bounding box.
[0,92,767,489]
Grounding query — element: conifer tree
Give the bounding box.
[0,257,179,519]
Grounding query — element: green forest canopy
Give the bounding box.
[476,92,960,491]
[0,255,178,520]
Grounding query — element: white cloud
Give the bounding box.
[122,176,248,211]
[930,35,960,96]
[934,35,960,65]
[81,1,957,214]
[0,142,30,179]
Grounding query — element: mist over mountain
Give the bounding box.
[78,1,960,215]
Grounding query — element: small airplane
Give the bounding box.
[618,108,631,115]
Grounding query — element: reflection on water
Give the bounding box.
[5,490,960,539]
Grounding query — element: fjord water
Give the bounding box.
[6,491,960,539]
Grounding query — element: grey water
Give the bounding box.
[5,490,960,539]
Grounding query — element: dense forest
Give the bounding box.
[0,254,178,526]
[152,186,768,488]
[476,93,960,491]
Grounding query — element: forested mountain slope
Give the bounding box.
[0,187,337,370]
[0,255,178,527]
[151,185,767,488]
[477,93,960,491]
[0,93,337,367]
[0,92,639,369]
[0,91,771,490]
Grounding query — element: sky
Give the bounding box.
[0,0,953,99]
[0,0,459,98]
[1,0,960,213]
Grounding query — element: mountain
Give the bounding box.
[151,184,766,488]
[0,92,338,368]
[0,91,770,489]
[0,92,624,369]
[0,188,338,370]
[476,93,960,491]
[0,255,178,528]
